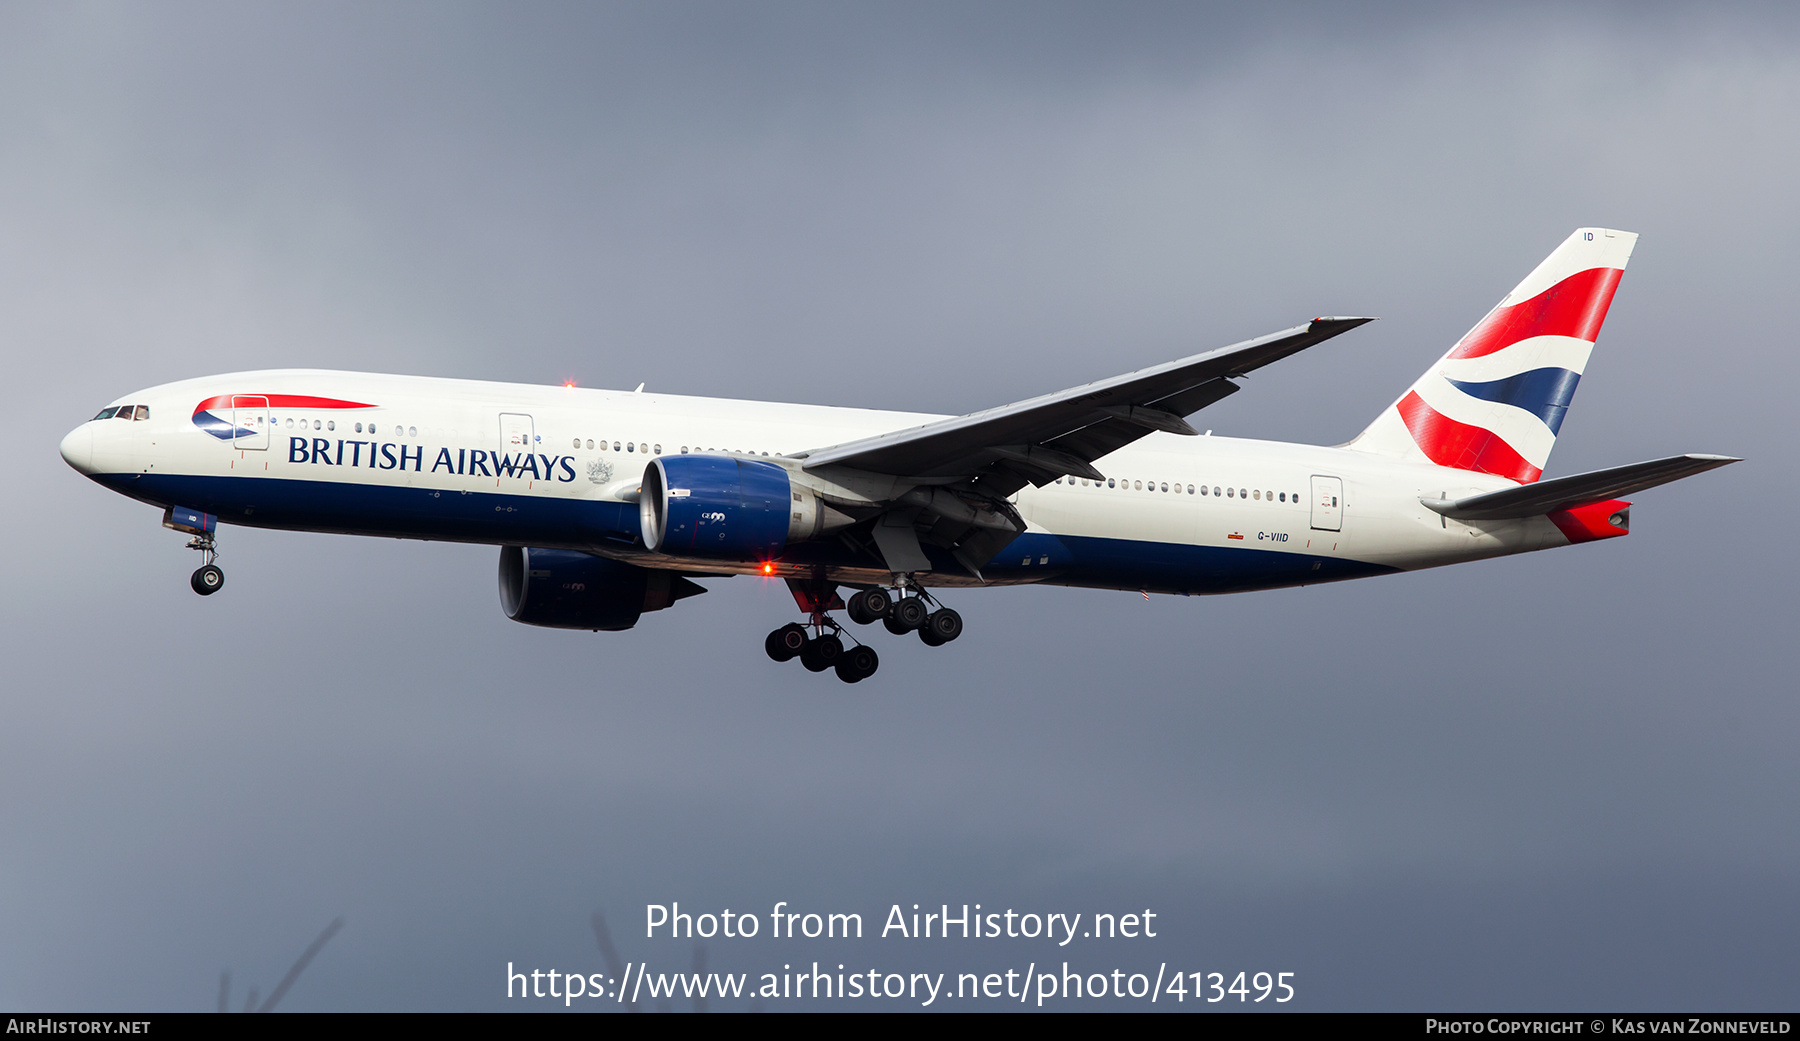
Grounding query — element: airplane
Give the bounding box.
[59,228,1736,683]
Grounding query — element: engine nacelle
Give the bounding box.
[640,455,848,561]
[498,546,703,631]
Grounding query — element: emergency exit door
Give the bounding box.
[1310,475,1343,532]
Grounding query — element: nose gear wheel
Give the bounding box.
[185,532,224,596]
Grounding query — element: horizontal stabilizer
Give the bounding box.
[1422,453,1739,520]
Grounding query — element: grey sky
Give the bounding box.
[1,2,1794,1010]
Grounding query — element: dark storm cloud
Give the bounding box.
[0,2,1794,1010]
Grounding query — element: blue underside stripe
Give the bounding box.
[98,472,1397,595]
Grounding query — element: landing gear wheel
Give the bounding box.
[800,633,844,672]
[846,591,876,625]
[890,597,929,631]
[859,588,892,621]
[925,607,962,643]
[882,614,911,636]
[835,644,879,683]
[919,627,945,647]
[765,623,808,662]
[191,564,224,596]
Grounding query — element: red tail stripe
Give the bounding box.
[1396,391,1543,484]
[1448,266,1623,360]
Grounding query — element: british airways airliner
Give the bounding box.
[60,229,1734,682]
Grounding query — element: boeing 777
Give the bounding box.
[60,229,1736,681]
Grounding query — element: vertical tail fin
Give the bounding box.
[1348,228,1638,483]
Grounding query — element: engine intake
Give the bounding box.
[639,455,848,561]
[498,546,703,630]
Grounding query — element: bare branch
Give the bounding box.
[257,917,344,1013]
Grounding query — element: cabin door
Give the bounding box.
[231,396,269,450]
[499,413,535,457]
[1310,475,1343,532]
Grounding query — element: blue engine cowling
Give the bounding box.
[498,546,704,630]
[640,455,793,560]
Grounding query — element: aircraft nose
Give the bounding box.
[59,424,95,475]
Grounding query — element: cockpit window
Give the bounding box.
[92,407,119,421]
[115,406,133,419]
[133,405,149,421]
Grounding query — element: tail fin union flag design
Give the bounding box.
[1393,254,1626,485]
[191,395,377,440]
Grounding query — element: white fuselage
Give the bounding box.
[61,369,1585,595]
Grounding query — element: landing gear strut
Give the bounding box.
[187,533,224,596]
[166,507,225,597]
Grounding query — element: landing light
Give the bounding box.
[761,562,776,575]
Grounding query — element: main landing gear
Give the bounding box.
[188,532,224,596]
[764,575,963,684]
[845,585,962,647]
[765,621,880,684]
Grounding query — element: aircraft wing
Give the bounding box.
[1422,453,1740,521]
[796,317,1374,494]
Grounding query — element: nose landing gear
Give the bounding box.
[165,507,225,596]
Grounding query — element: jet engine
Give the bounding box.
[639,455,850,561]
[498,546,704,630]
